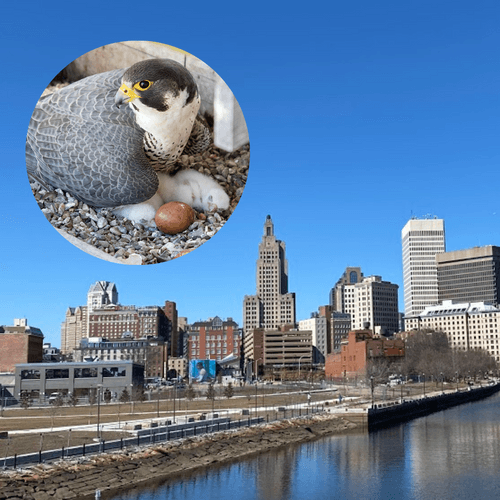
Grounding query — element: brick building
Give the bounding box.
[87,305,170,341]
[164,301,179,357]
[0,319,44,373]
[325,329,405,380]
[188,317,242,361]
[61,282,179,358]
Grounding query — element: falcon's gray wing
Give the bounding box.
[26,69,158,208]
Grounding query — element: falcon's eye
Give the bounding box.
[134,80,152,91]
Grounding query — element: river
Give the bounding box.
[110,392,500,500]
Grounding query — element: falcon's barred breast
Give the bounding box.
[25,59,219,211]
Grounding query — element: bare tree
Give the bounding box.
[119,388,130,403]
[224,382,234,399]
[365,358,392,384]
[185,384,195,402]
[67,392,78,407]
[402,330,496,383]
[132,385,147,403]
[103,389,112,404]
[20,392,32,410]
[88,389,97,406]
[206,383,216,401]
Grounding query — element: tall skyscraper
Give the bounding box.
[436,245,500,306]
[243,215,296,335]
[402,217,446,317]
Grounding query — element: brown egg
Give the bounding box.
[155,202,195,235]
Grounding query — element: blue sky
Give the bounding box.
[1,1,499,348]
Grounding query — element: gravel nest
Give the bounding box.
[30,143,249,265]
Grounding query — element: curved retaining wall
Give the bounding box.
[368,383,500,428]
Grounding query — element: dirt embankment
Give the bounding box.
[0,413,359,500]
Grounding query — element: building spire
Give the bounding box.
[264,215,274,237]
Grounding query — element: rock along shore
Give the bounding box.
[0,413,358,500]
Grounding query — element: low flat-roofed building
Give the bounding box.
[325,329,405,380]
[14,360,144,401]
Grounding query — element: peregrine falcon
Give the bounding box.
[26,58,229,226]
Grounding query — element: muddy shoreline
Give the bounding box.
[0,414,359,499]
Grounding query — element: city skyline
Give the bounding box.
[4,215,498,350]
[2,3,499,349]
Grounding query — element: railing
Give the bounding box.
[1,404,324,469]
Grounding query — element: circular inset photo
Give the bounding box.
[26,41,249,264]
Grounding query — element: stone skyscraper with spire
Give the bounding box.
[243,215,296,336]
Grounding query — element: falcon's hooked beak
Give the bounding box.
[115,84,141,108]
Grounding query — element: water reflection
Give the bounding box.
[112,393,500,500]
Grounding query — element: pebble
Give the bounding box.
[30,143,249,265]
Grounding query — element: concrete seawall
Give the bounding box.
[327,383,500,429]
[368,383,500,428]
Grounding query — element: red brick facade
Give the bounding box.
[0,332,43,373]
[189,325,241,361]
[325,330,405,379]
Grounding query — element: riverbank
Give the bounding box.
[368,382,500,428]
[0,413,359,500]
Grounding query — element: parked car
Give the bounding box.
[48,393,63,404]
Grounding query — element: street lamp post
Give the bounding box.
[173,383,177,423]
[211,384,215,416]
[456,371,459,392]
[129,384,134,415]
[96,384,102,443]
[423,373,426,397]
[370,376,374,408]
[400,374,403,402]
[157,388,160,418]
[441,372,444,393]
[298,355,307,381]
[254,358,262,381]
[255,383,258,416]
